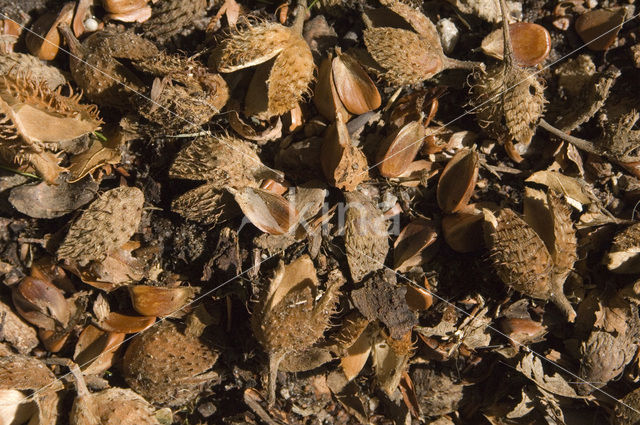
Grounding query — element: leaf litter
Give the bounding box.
[1,0,640,423]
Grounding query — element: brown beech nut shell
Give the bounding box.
[313,54,350,122]
[39,329,70,353]
[377,121,427,178]
[393,218,438,272]
[332,51,381,115]
[441,204,485,253]
[102,0,152,23]
[74,324,124,374]
[129,285,194,317]
[12,276,70,330]
[575,8,626,51]
[230,187,299,235]
[481,23,551,66]
[321,113,369,191]
[405,277,433,311]
[95,312,156,334]
[25,3,75,60]
[437,149,479,213]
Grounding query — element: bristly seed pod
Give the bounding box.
[483,201,577,322]
[212,1,314,120]
[344,191,389,283]
[0,72,102,182]
[58,25,159,110]
[57,187,144,266]
[169,134,282,225]
[362,0,480,86]
[604,222,640,274]
[123,320,219,407]
[251,256,343,405]
[468,0,546,152]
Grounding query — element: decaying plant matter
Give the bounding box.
[3,0,640,423]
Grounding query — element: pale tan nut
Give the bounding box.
[57,187,144,266]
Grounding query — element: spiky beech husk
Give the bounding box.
[215,22,293,73]
[57,187,144,266]
[484,208,553,300]
[469,64,546,145]
[245,36,315,119]
[362,0,479,86]
[0,72,102,182]
[123,321,219,407]
[484,206,576,321]
[59,26,159,109]
[134,53,229,129]
[169,134,280,224]
[252,256,343,405]
[213,18,314,119]
[363,27,443,86]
